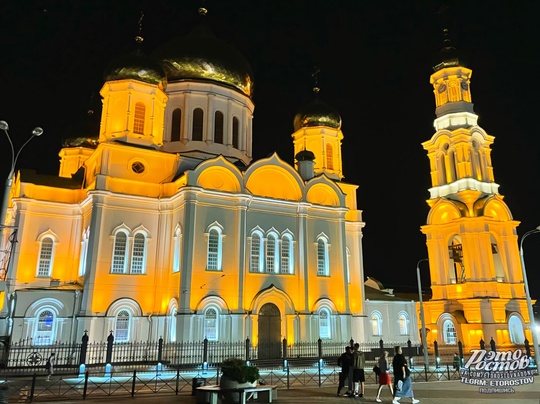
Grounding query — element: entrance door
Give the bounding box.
[258,303,281,359]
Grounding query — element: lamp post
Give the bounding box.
[0,120,43,228]
[519,226,540,369]
[416,258,429,369]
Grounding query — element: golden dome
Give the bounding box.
[153,17,254,97]
[104,39,167,89]
[293,98,342,131]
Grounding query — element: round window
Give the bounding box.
[131,161,145,174]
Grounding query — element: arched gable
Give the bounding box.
[304,176,345,207]
[188,156,243,193]
[478,195,513,221]
[106,298,143,317]
[195,294,230,312]
[427,199,464,224]
[244,153,303,201]
[248,283,295,315]
[311,297,338,313]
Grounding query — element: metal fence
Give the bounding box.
[2,335,424,373]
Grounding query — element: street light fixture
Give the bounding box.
[0,120,43,228]
[519,226,540,369]
[416,258,429,369]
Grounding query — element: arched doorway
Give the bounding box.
[258,303,281,359]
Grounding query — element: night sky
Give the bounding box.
[1,1,539,299]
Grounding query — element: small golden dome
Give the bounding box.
[293,99,342,131]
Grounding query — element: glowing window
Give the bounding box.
[319,308,331,339]
[130,233,146,274]
[115,310,130,342]
[508,315,525,344]
[78,228,89,277]
[35,310,54,345]
[398,312,409,335]
[232,117,239,148]
[173,227,181,273]
[317,237,329,276]
[111,232,128,274]
[204,308,218,341]
[207,228,221,271]
[192,108,204,141]
[250,232,262,273]
[280,235,293,274]
[371,312,383,336]
[266,234,277,273]
[133,102,145,134]
[326,144,333,170]
[214,111,224,144]
[37,237,54,277]
[443,319,457,344]
[171,108,181,141]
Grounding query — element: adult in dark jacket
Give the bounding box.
[337,346,353,396]
[392,346,419,403]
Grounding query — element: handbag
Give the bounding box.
[373,364,380,376]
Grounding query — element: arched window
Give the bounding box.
[171,108,182,141]
[206,226,223,271]
[345,247,351,284]
[232,117,239,148]
[130,233,146,274]
[169,308,177,343]
[133,102,145,134]
[37,237,55,277]
[326,144,334,170]
[173,227,182,273]
[266,233,278,273]
[250,232,262,273]
[78,228,90,277]
[204,307,218,341]
[192,108,204,141]
[115,310,130,342]
[371,311,383,336]
[214,111,224,144]
[398,312,409,335]
[319,308,331,339]
[316,237,329,276]
[111,231,128,273]
[443,319,457,344]
[508,315,525,344]
[280,234,293,274]
[35,309,55,345]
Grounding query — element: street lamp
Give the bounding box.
[0,120,43,228]
[416,258,429,369]
[519,226,540,369]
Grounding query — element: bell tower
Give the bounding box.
[420,30,533,351]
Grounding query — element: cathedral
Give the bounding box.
[0,8,418,354]
[0,6,533,362]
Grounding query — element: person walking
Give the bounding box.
[375,350,393,402]
[453,352,460,370]
[392,346,418,404]
[337,346,353,396]
[45,352,55,381]
[352,342,365,398]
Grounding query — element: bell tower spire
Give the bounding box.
[420,27,531,353]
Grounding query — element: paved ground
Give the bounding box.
[67,378,540,404]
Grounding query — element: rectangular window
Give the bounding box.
[207,231,219,270]
[280,238,290,273]
[130,234,145,274]
[112,233,127,274]
[37,239,54,277]
[134,103,145,134]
